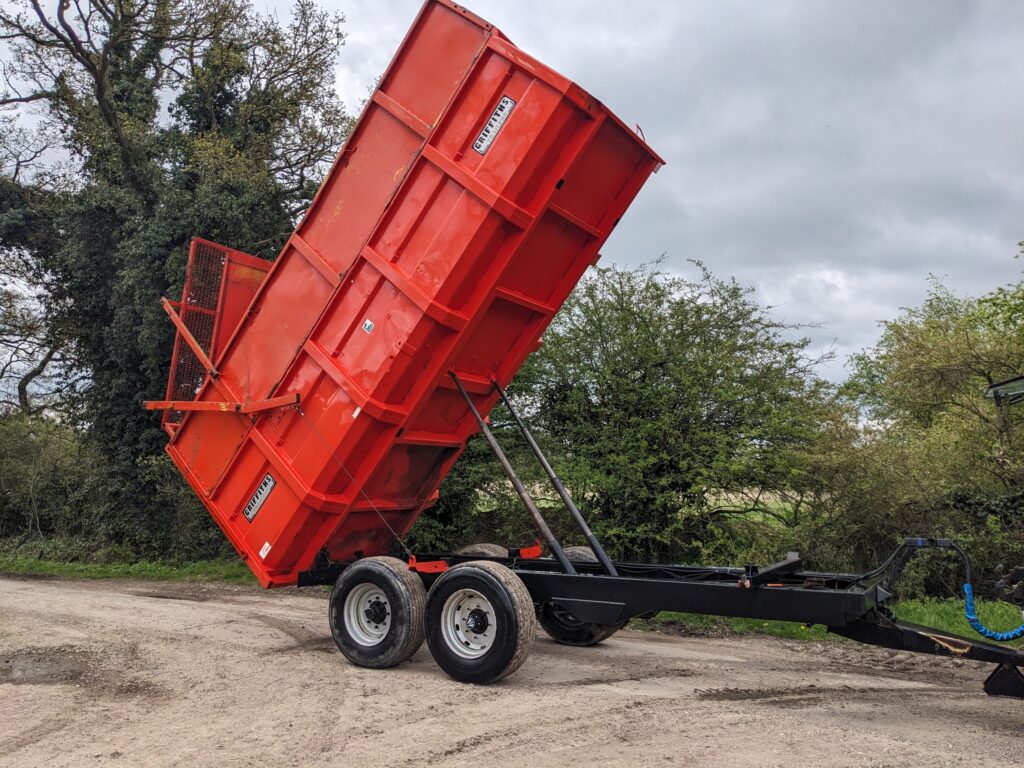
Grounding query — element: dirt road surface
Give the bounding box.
[1,576,1022,767]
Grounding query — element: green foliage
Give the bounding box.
[524,262,830,562]
[0,413,233,560]
[0,413,108,540]
[821,281,1024,583]
[977,241,1024,331]
[0,0,350,556]
[412,262,832,563]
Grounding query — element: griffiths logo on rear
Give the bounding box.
[243,473,275,522]
[473,95,516,155]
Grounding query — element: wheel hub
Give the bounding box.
[465,608,489,634]
[440,588,497,660]
[364,599,388,625]
[344,583,392,646]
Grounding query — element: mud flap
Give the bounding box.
[983,663,1024,699]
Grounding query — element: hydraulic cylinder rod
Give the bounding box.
[494,381,618,576]
[450,372,576,575]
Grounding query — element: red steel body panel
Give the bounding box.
[162,238,271,432]
[160,0,663,587]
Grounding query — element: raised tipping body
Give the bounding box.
[152,0,663,587]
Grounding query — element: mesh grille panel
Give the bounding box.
[164,242,227,426]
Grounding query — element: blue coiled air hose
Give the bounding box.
[901,539,1024,642]
[963,583,1024,642]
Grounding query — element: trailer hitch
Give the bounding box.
[833,615,1024,698]
[834,537,1024,698]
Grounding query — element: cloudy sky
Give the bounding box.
[299,0,1023,379]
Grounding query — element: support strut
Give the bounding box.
[450,372,576,575]
[494,381,618,577]
[160,297,218,378]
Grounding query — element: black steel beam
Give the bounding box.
[449,372,576,575]
[494,381,618,577]
[513,569,877,627]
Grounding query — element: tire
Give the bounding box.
[542,545,598,562]
[539,545,626,646]
[329,556,426,669]
[538,604,624,646]
[563,545,597,560]
[425,560,537,684]
[454,543,507,557]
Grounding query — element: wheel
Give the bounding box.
[539,545,626,646]
[425,560,537,684]
[541,545,599,562]
[563,545,597,560]
[537,604,624,646]
[454,543,507,557]
[329,556,426,669]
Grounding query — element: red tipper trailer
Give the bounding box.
[146,0,1024,692]
[147,0,663,588]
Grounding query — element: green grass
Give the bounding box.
[632,611,831,641]
[635,597,1024,646]
[893,597,1024,648]
[0,555,257,584]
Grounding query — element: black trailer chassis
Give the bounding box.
[301,376,1024,696]
[301,540,1024,698]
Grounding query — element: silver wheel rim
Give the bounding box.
[344,582,391,646]
[441,588,497,660]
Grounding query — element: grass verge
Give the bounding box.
[0,555,256,584]
[631,612,830,641]
[634,597,1024,647]
[893,597,1024,649]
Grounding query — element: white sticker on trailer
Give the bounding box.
[243,473,275,522]
[473,96,517,155]
[259,541,272,560]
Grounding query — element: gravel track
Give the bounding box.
[1,576,1022,767]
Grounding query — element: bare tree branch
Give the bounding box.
[17,342,58,413]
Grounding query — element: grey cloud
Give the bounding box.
[312,0,1024,380]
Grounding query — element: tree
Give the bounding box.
[847,281,1024,498]
[0,0,351,554]
[418,263,832,564]
[0,118,72,413]
[0,259,65,414]
[829,280,1024,582]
